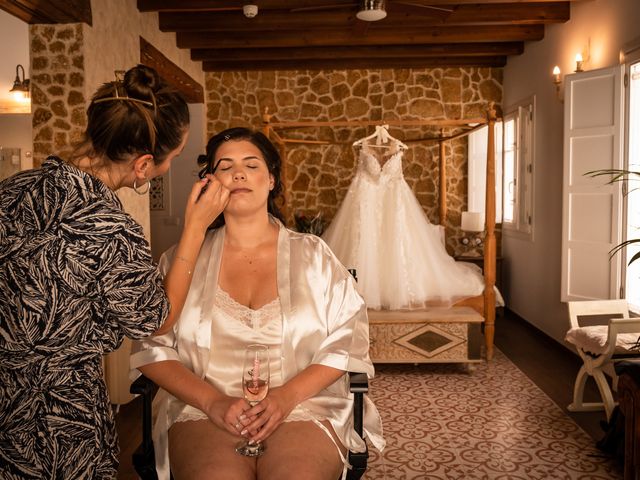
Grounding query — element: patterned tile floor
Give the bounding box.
[365,350,622,480]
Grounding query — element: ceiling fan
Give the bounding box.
[291,1,454,22]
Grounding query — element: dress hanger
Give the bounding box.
[352,124,408,151]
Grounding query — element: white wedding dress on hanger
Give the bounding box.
[322,129,486,310]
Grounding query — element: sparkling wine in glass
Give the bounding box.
[236,344,270,457]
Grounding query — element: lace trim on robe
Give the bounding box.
[215,287,280,330]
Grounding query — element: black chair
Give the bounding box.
[130,372,369,480]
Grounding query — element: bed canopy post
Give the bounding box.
[484,103,498,361]
[438,129,446,226]
[262,107,272,138]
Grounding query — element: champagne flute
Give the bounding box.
[236,344,270,457]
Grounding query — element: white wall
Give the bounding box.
[502,0,640,343]
[0,115,32,179]
[84,0,205,239]
[0,9,32,176]
[0,9,30,114]
[150,103,206,261]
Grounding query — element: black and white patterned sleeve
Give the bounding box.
[98,221,169,339]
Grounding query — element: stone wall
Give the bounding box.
[30,24,86,167]
[205,67,502,255]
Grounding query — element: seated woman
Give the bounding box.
[130,127,384,480]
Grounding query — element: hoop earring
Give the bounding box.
[133,178,150,195]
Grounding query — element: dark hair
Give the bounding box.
[72,64,189,165]
[198,127,285,228]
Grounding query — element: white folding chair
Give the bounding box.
[566,300,640,421]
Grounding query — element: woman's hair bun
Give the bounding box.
[196,153,208,165]
[123,64,162,102]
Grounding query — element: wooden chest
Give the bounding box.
[367,307,484,364]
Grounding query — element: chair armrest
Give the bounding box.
[131,374,157,396]
[349,372,368,393]
[609,317,640,335]
[129,374,157,456]
[348,372,369,480]
[349,372,368,439]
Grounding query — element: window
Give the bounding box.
[623,59,640,309]
[467,122,503,222]
[503,97,535,238]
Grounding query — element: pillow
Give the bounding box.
[565,325,640,355]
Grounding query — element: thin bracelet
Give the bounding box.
[174,255,193,276]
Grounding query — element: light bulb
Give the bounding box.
[575,53,584,72]
[553,66,561,84]
[12,90,26,102]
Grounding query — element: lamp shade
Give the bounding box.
[9,64,30,103]
[461,211,484,232]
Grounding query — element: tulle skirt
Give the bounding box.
[322,175,486,310]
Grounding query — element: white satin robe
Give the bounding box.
[130,218,385,479]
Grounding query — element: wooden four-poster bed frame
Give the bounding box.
[261,104,499,361]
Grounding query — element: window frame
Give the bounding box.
[502,95,535,240]
[467,121,503,223]
[621,48,640,309]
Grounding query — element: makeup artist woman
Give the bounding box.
[0,65,228,479]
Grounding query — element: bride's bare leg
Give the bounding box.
[257,421,346,480]
[169,420,255,480]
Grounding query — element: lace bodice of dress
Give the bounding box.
[215,287,280,330]
[359,148,404,182]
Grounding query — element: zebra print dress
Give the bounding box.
[0,156,169,479]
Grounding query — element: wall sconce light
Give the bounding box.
[460,211,484,255]
[9,64,30,102]
[552,65,563,101]
[574,53,584,73]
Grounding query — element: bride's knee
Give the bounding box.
[259,456,343,480]
[169,421,254,480]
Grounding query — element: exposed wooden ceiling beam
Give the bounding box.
[192,42,524,62]
[140,37,204,103]
[380,0,579,3]
[0,0,92,24]
[139,0,351,12]
[139,0,577,12]
[202,55,507,72]
[390,2,569,25]
[178,25,544,49]
[137,1,574,71]
[160,3,568,32]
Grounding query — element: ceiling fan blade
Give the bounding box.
[393,1,454,13]
[290,3,358,13]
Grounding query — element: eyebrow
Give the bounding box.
[212,155,261,173]
[216,155,261,163]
